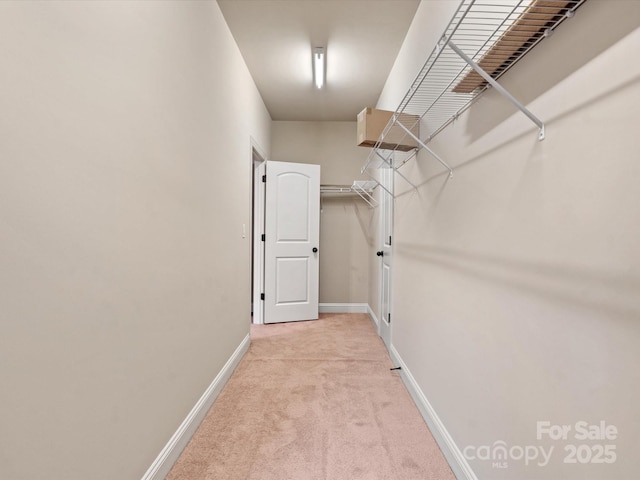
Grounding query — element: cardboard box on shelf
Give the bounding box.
[356,107,420,152]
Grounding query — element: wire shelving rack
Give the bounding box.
[362,0,587,192]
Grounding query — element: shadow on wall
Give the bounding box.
[463,0,640,142]
[321,195,378,247]
[397,70,640,201]
[353,198,378,248]
[397,242,640,322]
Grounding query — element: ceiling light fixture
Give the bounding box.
[313,47,325,89]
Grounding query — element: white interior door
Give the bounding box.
[264,161,320,324]
[379,164,393,348]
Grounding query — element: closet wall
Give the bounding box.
[271,121,373,305]
[377,1,640,479]
[0,2,271,479]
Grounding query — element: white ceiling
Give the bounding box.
[217,0,420,121]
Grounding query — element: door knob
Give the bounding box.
[376,251,384,257]
[313,247,318,253]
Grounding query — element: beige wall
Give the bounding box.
[0,2,270,479]
[378,1,640,479]
[271,122,373,304]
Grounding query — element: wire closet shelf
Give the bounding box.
[320,181,378,208]
[362,0,587,189]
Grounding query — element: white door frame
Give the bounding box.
[252,159,266,324]
[251,139,267,324]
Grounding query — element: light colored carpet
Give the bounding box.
[166,313,455,480]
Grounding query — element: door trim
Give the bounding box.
[252,159,266,325]
[251,138,267,324]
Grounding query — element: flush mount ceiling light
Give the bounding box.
[313,47,325,89]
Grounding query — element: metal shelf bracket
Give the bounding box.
[351,181,378,208]
[447,40,545,141]
[394,118,454,178]
[374,150,418,192]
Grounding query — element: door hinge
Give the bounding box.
[389,236,392,246]
[388,313,391,323]
[261,234,265,241]
[260,293,265,301]
[262,174,266,183]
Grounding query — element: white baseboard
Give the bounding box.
[141,334,251,480]
[366,304,379,330]
[389,345,478,480]
[320,303,379,332]
[319,303,369,313]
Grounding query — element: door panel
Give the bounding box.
[264,161,320,323]
[379,164,393,348]
[276,257,309,304]
[276,174,311,241]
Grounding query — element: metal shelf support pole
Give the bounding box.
[394,119,454,178]
[446,40,546,141]
[395,148,419,169]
